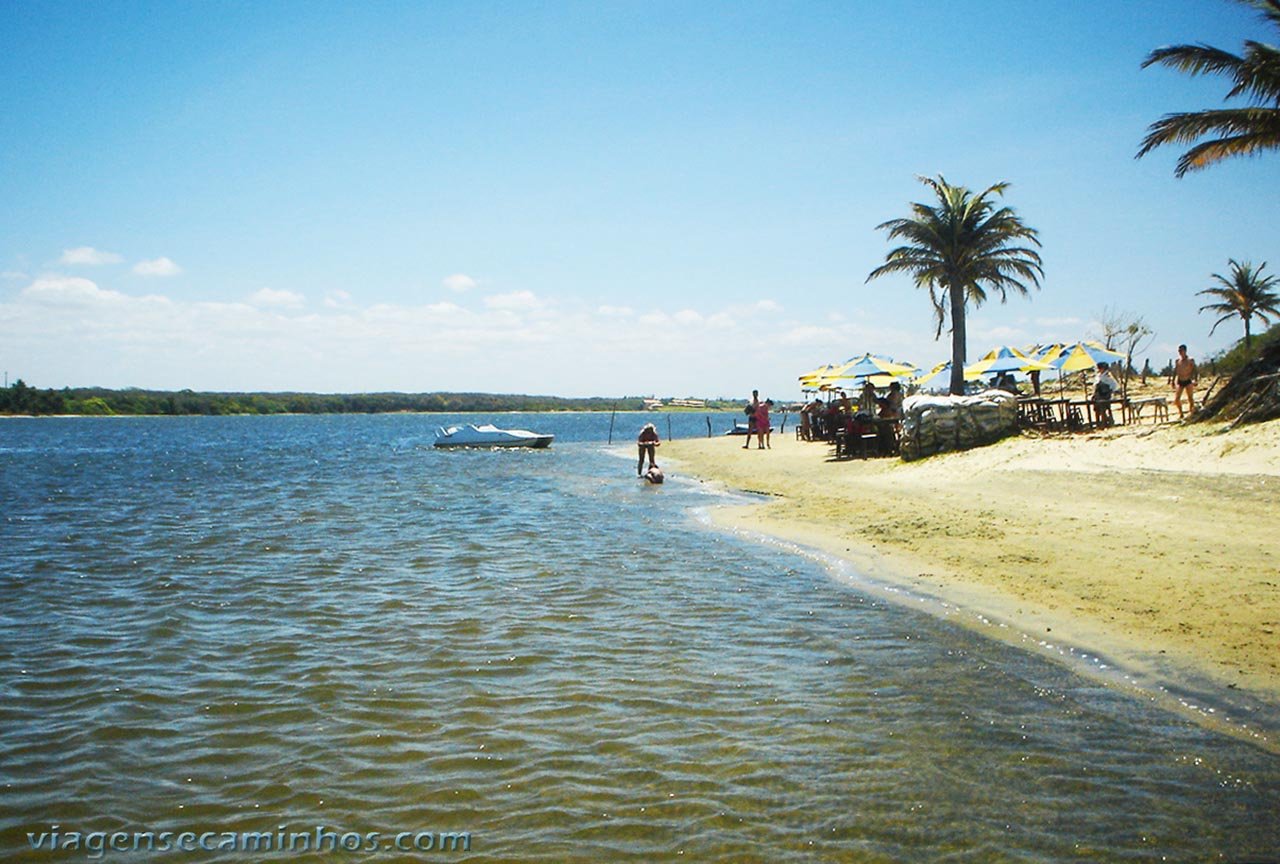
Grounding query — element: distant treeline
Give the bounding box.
[0,381,735,416]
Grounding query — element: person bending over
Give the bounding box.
[637,422,660,476]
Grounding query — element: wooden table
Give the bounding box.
[1067,398,1126,430]
[834,418,900,458]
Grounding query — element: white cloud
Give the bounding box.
[60,247,123,266]
[323,289,353,308]
[22,276,127,304]
[969,323,1024,343]
[133,257,183,277]
[0,282,863,398]
[483,290,540,311]
[443,273,478,293]
[1,270,29,281]
[248,287,305,308]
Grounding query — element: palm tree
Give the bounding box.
[867,175,1042,395]
[1136,0,1280,177]
[1198,258,1280,351]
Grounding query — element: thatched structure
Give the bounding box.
[1196,340,1280,426]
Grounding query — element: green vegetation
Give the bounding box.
[0,383,738,417]
[1137,0,1280,177]
[1207,321,1280,375]
[867,175,1043,395]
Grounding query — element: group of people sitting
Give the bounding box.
[798,380,904,445]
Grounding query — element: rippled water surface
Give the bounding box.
[2,414,1278,862]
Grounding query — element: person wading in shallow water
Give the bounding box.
[1172,344,1197,419]
[636,422,660,477]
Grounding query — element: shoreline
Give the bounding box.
[665,420,1280,749]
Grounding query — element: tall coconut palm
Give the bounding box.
[1136,0,1280,177]
[1198,258,1280,351]
[867,175,1042,395]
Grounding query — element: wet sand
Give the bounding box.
[664,417,1280,721]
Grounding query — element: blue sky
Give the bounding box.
[2,0,1276,399]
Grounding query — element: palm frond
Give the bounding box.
[1138,6,1280,174]
[1141,43,1247,77]
[1136,107,1280,172]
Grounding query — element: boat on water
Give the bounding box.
[433,423,554,449]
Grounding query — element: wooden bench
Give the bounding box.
[1125,397,1170,424]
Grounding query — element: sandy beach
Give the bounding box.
[664,415,1280,731]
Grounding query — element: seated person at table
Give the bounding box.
[874,400,900,452]
[884,381,904,419]
[1092,363,1118,427]
[857,381,877,414]
[823,399,845,439]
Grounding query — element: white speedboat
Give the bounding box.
[433,423,554,449]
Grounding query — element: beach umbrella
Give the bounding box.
[798,363,840,389]
[914,361,953,391]
[1039,340,1128,397]
[828,352,919,383]
[964,345,1055,380]
[1044,341,1126,373]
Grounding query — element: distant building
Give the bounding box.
[642,398,664,410]
[669,398,706,408]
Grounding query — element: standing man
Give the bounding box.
[742,389,759,449]
[1172,344,1197,419]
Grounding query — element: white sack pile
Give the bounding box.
[899,390,1019,461]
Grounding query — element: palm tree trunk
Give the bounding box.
[1245,316,1253,352]
[948,282,967,395]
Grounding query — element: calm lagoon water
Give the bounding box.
[1,413,1277,862]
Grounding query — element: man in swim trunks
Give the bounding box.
[1172,344,1197,419]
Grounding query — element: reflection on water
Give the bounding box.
[1,415,1277,862]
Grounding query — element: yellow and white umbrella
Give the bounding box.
[798,363,841,390]
[1042,340,1126,373]
[827,352,919,383]
[963,345,1055,380]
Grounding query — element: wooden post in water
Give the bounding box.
[666,415,672,443]
[608,405,617,444]
[705,416,712,437]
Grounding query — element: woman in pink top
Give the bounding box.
[754,399,773,450]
